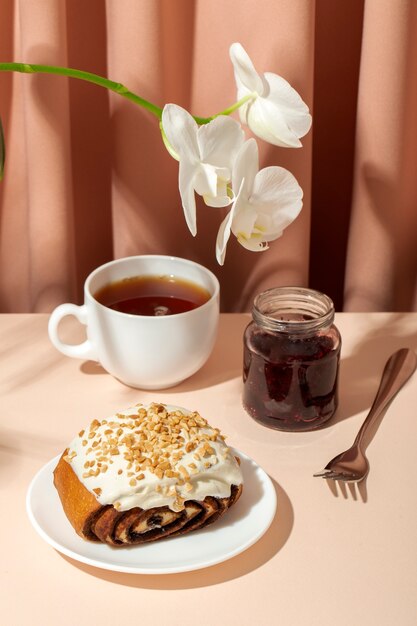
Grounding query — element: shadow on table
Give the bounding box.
[323,475,368,503]
[79,314,249,391]
[59,477,293,589]
[0,317,66,393]
[79,313,417,426]
[323,313,417,427]
[0,428,62,478]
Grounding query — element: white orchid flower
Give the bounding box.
[216,138,303,264]
[161,104,245,236]
[229,42,312,148]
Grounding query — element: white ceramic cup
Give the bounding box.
[48,255,220,389]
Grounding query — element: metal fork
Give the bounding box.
[314,348,417,482]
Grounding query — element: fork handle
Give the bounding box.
[353,348,417,447]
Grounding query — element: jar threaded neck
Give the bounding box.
[252,287,335,335]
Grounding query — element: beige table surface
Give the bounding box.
[1,313,417,626]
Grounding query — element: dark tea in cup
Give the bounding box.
[94,275,211,316]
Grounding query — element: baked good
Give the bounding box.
[53,403,243,546]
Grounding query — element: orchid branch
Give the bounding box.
[0,62,252,125]
[0,62,163,119]
[193,93,256,124]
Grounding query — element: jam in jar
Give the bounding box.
[243,287,341,431]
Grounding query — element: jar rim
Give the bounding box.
[252,286,335,334]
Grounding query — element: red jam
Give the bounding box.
[242,288,341,432]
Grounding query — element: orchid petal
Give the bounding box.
[215,208,234,265]
[246,97,303,147]
[204,194,231,208]
[251,167,303,233]
[203,177,232,207]
[232,205,258,241]
[258,228,284,242]
[197,115,245,170]
[159,121,180,161]
[161,104,199,160]
[193,162,219,198]
[264,73,312,139]
[229,43,264,94]
[215,179,243,265]
[178,158,197,236]
[229,173,258,240]
[237,234,268,252]
[232,138,258,199]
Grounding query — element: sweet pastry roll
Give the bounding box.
[53,403,243,546]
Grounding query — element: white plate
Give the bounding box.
[26,449,277,575]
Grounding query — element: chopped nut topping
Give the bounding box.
[75,403,234,506]
[178,465,190,479]
[185,441,196,453]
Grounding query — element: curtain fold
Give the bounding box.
[344,0,417,311]
[0,0,416,312]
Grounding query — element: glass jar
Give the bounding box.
[242,287,341,432]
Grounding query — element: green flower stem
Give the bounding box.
[0,62,163,119]
[0,62,254,125]
[193,93,256,124]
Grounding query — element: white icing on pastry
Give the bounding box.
[66,403,243,512]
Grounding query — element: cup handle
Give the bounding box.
[48,303,97,360]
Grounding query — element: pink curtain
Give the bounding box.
[0,0,416,313]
